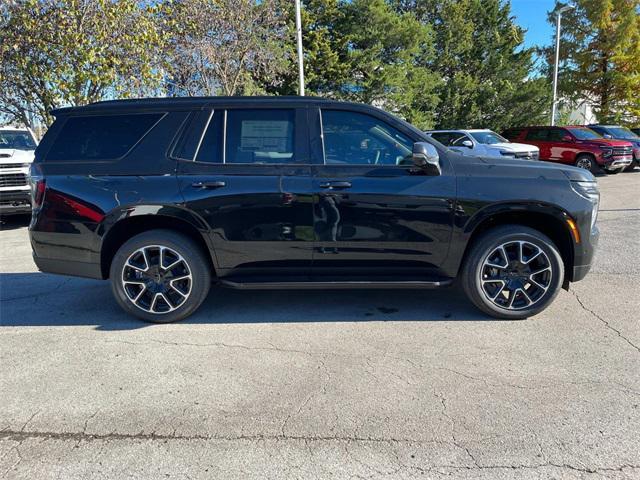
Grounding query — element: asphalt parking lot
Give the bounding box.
[1,172,639,479]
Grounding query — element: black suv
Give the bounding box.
[30,97,599,322]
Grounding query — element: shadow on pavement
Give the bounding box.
[0,272,493,330]
[0,214,31,231]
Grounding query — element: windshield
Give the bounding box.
[605,127,639,139]
[469,131,508,145]
[570,128,602,140]
[0,130,37,150]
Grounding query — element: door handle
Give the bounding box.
[320,181,352,190]
[191,181,226,189]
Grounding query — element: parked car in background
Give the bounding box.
[30,97,599,323]
[0,126,38,216]
[587,124,640,171]
[426,129,539,160]
[502,126,633,174]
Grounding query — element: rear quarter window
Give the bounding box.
[45,113,163,162]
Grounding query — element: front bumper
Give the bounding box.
[604,156,633,170]
[572,224,599,283]
[0,190,31,215]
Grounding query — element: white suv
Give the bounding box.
[426,129,539,160]
[0,126,38,216]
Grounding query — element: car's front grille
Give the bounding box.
[0,163,21,169]
[514,151,539,160]
[613,146,633,156]
[0,173,28,187]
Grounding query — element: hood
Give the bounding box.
[474,154,595,182]
[0,148,35,164]
[577,138,633,148]
[489,142,539,152]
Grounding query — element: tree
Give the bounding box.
[0,0,167,129]
[277,0,440,128]
[393,0,551,131]
[161,0,293,97]
[542,0,640,125]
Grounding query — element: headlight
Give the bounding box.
[499,150,516,156]
[599,146,612,157]
[571,180,599,231]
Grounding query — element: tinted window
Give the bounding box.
[0,130,37,150]
[548,128,567,141]
[322,110,413,166]
[525,128,549,141]
[195,111,224,163]
[225,109,295,164]
[605,127,639,139]
[430,132,466,147]
[46,114,162,161]
[451,134,472,146]
[570,128,602,140]
[470,131,508,144]
[502,128,523,140]
[172,111,212,160]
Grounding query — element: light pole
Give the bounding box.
[551,2,575,126]
[294,0,305,96]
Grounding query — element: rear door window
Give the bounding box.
[548,128,567,141]
[525,128,549,141]
[225,109,295,164]
[46,113,163,161]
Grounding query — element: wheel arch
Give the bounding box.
[575,151,599,166]
[460,204,576,286]
[98,206,217,279]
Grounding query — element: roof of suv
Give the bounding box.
[51,96,352,116]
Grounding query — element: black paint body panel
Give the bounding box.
[30,97,598,286]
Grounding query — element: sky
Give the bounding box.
[510,0,558,49]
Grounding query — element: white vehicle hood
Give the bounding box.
[0,148,35,164]
[488,142,539,153]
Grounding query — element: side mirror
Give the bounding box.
[412,142,441,175]
[461,139,473,148]
[603,134,613,139]
[562,135,573,142]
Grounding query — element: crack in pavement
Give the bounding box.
[1,429,637,476]
[570,288,640,354]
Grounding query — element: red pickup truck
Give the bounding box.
[502,126,633,173]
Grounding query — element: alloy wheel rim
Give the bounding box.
[121,245,192,314]
[576,158,592,170]
[479,240,552,311]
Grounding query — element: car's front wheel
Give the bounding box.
[461,225,564,320]
[574,154,596,172]
[109,230,211,323]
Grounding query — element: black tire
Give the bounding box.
[574,154,596,172]
[109,229,211,323]
[624,161,637,172]
[461,225,564,320]
[604,168,620,174]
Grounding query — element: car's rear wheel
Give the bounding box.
[574,154,596,172]
[109,230,211,323]
[461,225,564,320]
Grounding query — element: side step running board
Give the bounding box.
[219,279,453,290]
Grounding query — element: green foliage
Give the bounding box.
[276,0,440,129]
[541,0,640,125]
[393,0,551,131]
[0,0,167,128]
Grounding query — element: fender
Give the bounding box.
[440,200,576,279]
[96,204,222,275]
